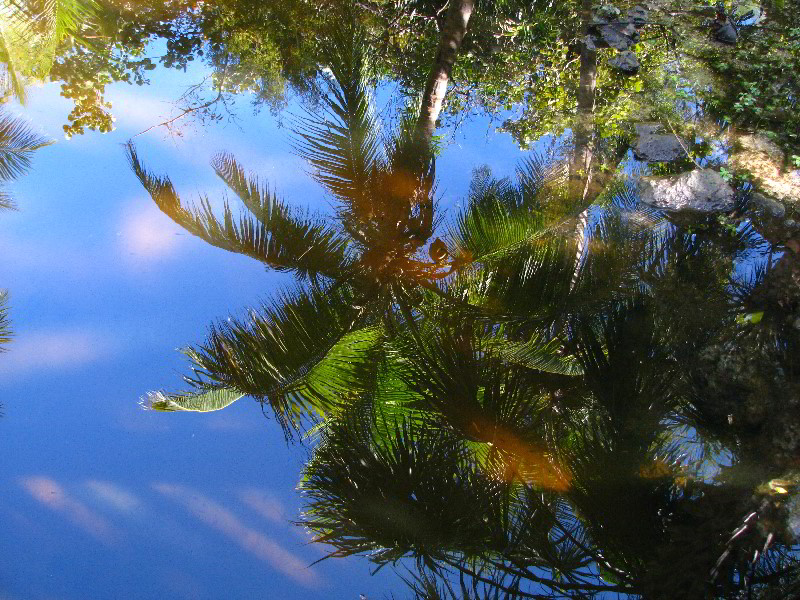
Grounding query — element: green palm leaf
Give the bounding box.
[448,195,551,264]
[447,162,565,264]
[0,109,51,182]
[0,188,16,211]
[0,290,11,350]
[0,0,98,101]
[301,413,605,596]
[144,326,383,425]
[127,143,347,279]
[292,20,382,208]
[489,333,583,377]
[301,417,505,563]
[49,0,99,46]
[0,31,27,103]
[177,284,378,435]
[143,387,244,412]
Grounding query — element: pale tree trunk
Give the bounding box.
[415,0,475,144]
[569,0,598,289]
[568,0,598,204]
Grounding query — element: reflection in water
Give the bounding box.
[0,289,8,356]
[3,0,799,597]
[0,93,52,412]
[0,327,114,377]
[85,479,142,514]
[128,16,468,431]
[153,482,320,588]
[20,476,117,544]
[123,3,800,598]
[237,488,287,525]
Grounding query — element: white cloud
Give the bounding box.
[19,476,117,545]
[237,488,286,524]
[0,328,115,378]
[106,88,177,135]
[153,482,322,589]
[84,480,142,514]
[117,201,185,262]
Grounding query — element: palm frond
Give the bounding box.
[489,333,583,377]
[0,290,11,350]
[1,0,98,86]
[516,155,563,208]
[142,387,244,412]
[464,236,578,326]
[127,143,347,279]
[0,110,51,182]
[291,19,382,208]
[0,29,27,103]
[300,416,507,563]
[50,0,99,45]
[386,319,578,492]
[301,410,608,596]
[210,151,350,275]
[448,195,554,264]
[0,188,17,211]
[178,284,378,435]
[448,164,567,264]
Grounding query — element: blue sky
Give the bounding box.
[0,58,532,599]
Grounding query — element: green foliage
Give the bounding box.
[0,110,52,181]
[44,0,331,136]
[179,285,372,433]
[448,158,564,263]
[0,290,10,350]
[0,108,52,210]
[0,0,100,104]
[702,3,800,156]
[144,387,244,412]
[121,6,800,597]
[127,143,349,279]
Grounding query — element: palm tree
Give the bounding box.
[127,8,798,597]
[127,17,433,434]
[127,12,587,435]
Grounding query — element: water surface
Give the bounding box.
[1,1,798,598]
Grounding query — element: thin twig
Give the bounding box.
[130,58,231,139]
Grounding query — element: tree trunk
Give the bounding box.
[415,0,474,144]
[569,0,598,289]
[568,0,598,205]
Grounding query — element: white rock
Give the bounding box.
[637,168,736,212]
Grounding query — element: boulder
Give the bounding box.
[592,23,636,50]
[714,20,738,44]
[596,4,621,21]
[730,134,800,203]
[609,50,640,75]
[638,168,736,212]
[627,5,649,25]
[751,192,786,218]
[584,34,599,52]
[632,123,686,162]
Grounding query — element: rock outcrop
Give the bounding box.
[632,123,687,162]
[586,4,650,75]
[730,134,800,204]
[609,50,640,75]
[638,168,736,212]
